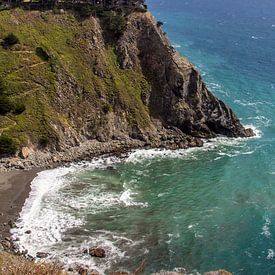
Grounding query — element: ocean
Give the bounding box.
[11,0,275,274]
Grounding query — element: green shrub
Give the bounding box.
[39,135,50,147]
[0,96,13,115]
[75,4,94,18]
[12,101,26,115]
[0,135,17,155]
[1,33,19,49]
[36,47,50,61]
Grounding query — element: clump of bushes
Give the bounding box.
[98,10,127,41]
[0,135,17,155]
[1,33,19,49]
[0,81,25,115]
[0,95,12,115]
[74,4,95,17]
[36,46,50,61]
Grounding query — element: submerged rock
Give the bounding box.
[204,270,232,275]
[110,272,129,275]
[152,272,185,275]
[36,252,49,258]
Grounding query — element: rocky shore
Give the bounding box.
[0,135,205,172]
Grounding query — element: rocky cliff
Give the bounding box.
[0,8,253,159]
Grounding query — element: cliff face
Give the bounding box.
[117,12,253,139]
[0,9,253,157]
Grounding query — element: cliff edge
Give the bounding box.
[0,8,253,165]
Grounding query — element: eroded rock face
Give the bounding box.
[0,10,254,160]
[117,12,254,139]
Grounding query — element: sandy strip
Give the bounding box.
[0,169,41,238]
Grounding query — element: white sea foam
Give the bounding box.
[11,156,148,273]
[172,43,182,48]
[120,188,148,207]
[234,99,264,107]
[267,249,275,260]
[261,215,272,238]
[126,125,261,164]
[12,122,262,272]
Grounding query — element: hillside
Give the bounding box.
[0,8,253,162]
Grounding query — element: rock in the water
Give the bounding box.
[36,252,49,258]
[110,272,129,275]
[25,230,31,234]
[8,220,16,228]
[1,240,11,250]
[75,265,98,275]
[204,270,232,275]
[86,247,106,258]
[152,272,185,275]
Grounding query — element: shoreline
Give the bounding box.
[0,138,204,172]
[0,137,251,274]
[0,169,41,240]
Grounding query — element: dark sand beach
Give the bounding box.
[0,169,40,238]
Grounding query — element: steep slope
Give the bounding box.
[117,12,253,138]
[0,8,253,159]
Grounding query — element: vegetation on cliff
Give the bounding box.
[0,8,151,156]
[0,8,253,158]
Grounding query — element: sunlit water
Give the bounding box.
[12,0,275,274]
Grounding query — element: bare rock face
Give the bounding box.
[0,10,254,162]
[117,12,254,139]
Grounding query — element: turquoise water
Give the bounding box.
[13,1,275,274]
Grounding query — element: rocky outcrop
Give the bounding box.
[117,12,253,139]
[0,9,253,164]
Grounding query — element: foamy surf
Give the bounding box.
[11,124,261,273]
[11,156,148,273]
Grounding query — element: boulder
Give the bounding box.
[36,252,49,258]
[8,220,16,228]
[20,147,33,159]
[1,240,11,250]
[84,247,106,258]
[25,230,31,234]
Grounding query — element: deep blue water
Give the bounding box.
[145,0,275,274]
[13,1,275,274]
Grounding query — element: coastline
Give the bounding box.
[0,138,203,172]
[0,169,41,239]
